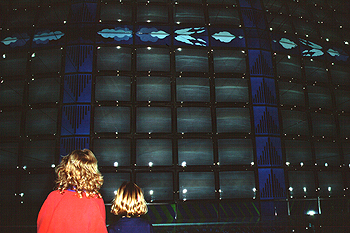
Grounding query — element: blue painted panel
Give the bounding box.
[70,3,97,23]
[272,168,286,198]
[60,136,90,156]
[241,9,266,29]
[256,137,282,166]
[61,105,91,135]
[248,50,274,77]
[239,0,262,9]
[258,168,273,200]
[253,106,280,135]
[63,74,92,103]
[65,45,93,73]
[251,77,277,105]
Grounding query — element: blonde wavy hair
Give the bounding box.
[55,149,104,198]
[111,182,148,217]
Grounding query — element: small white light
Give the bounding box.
[51,164,55,168]
[146,20,151,23]
[147,47,151,50]
[183,189,187,194]
[289,187,293,192]
[286,162,290,166]
[176,21,180,24]
[23,165,27,170]
[326,38,329,41]
[303,187,307,192]
[328,186,331,192]
[2,54,6,59]
[252,187,256,192]
[300,162,304,166]
[307,210,316,216]
[148,162,153,167]
[181,161,186,167]
[325,163,328,167]
[31,53,35,58]
[114,190,118,195]
[177,48,182,51]
[219,189,222,193]
[251,162,254,166]
[117,19,122,22]
[345,41,349,45]
[116,46,121,49]
[113,162,119,167]
[149,190,154,195]
[19,193,25,197]
[63,20,67,24]
[287,55,291,59]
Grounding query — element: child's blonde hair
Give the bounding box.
[111,182,148,216]
[55,149,104,198]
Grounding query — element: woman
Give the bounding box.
[37,149,107,233]
[108,182,153,233]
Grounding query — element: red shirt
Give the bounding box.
[37,190,108,233]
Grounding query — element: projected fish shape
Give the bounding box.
[212,31,236,43]
[1,33,30,47]
[327,48,349,61]
[136,27,170,42]
[174,27,207,46]
[278,38,297,49]
[98,27,133,41]
[33,30,65,44]
[299,38,324,57]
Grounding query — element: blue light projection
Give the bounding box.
[278,38,297,50]
[33,30,65,45]
[136,27,170,42]
[97,27,132,41]
[327,48,349,61]
[174,27,208,46]
[212,31,237,43]
[1,33,30,47]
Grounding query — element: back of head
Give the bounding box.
[111,182,148,217]
[55,149,104,198]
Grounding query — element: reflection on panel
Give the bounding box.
[137,47,170,71]
[330,65,350,86]
[307,86,332,109]
[177,107,212,132]
[137,5,168,23]
[304,59,328,82]
[176,77,210,102]
[0,142,18,169]
[342,141,350,165]
[31,49,62,74]
[178,139,213,166]
[215,78,249,102]
[335,90,350,111]
[314,141,340,166]
[311,113,336,137]
[285,140,313,165]
[28,77,60,104]
[219,171,255,199]
[100,173,130,202]
[95,76,130,101]
[94,107,130,133]
[318,172,343,197]
[23,140,56,169]
[0,52,27,76]
[0,111,21,137]
[22,173,54,204]
[282,110,308,135]
[25,108,58,135]
[179,172,215,200]
[0,79,24,106]
[136,139,172,166]
[213,50,246,73]
[216,108,251,133]
[97,47,131,71]
[288,171,316,198]
[100,3,132,22]
[339,116,350,138]
[208,7,240,25]
[278,82,305,107]
[93,139,130,167]
[175,49,208,72]
[174,5,205,24]
[136,107,171,133]
[276,55,301,79]
[136,172,173,201]
[218,139,253,165]
[137,77,171,101]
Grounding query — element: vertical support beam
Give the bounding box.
[60,0,97,156]
[238,0,286,217]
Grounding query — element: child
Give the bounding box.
[37,149,107,233]
[108,182,153,233]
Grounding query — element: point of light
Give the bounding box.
[303,187,307,192]
[328,186,331,192]
[289,187,293,192]
[251,162,254,166]
[113,162,119,167]
[147,47,151,50]
[51,164,55,168]
[181,161,186,167]
[2,54,6,59]
[148,162,153,167]
[252,187,256,192]
[149,190,154,195]
[114,190,118,195]
[307,210,316,216]
[300,162,304,166]
[183,189,187,194]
